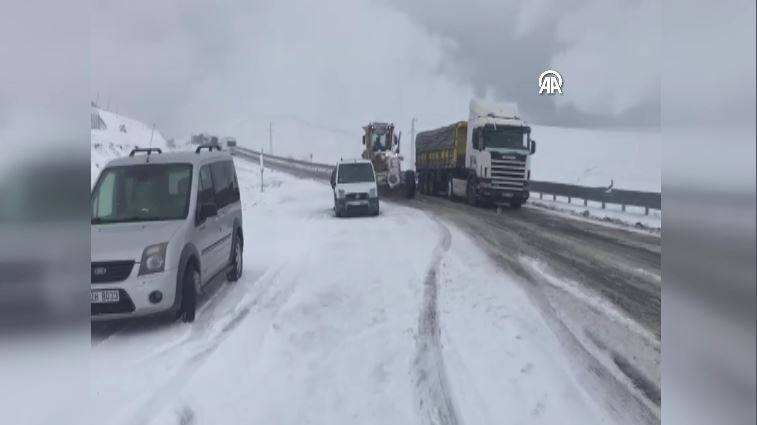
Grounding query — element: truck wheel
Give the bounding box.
[466,179,478,207]
[404,170,416,198]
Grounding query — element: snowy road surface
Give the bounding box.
[236,147,662,415]
[408,195,661,418]
[91,160,656,425]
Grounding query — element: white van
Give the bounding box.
[330,159,379,217]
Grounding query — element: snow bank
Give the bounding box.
[527,197,662,231]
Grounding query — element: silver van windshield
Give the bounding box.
[91,163,192,224]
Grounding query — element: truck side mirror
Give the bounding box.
[330,168,336,188]
[472,130,480,150]
[362,135,366,145]
[530,139,537,155]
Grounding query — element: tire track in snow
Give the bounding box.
[413,219,459,425]
[127,262,301,425]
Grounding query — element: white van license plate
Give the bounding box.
[91,290,120,304]
[347,200,368,206]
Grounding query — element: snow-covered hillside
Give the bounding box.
[530,125,660,192]
[238,121,660,193]
[91,107,169,184]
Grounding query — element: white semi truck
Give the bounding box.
[415,99,536,208]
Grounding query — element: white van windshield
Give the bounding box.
[338,163,375,183]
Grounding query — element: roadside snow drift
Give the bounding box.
[91,160,619,425]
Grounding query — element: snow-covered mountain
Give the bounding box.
[91,107,169,184]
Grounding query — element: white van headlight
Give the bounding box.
[337,189,346,198]
[139,243,167,275]
[369,188,377,198]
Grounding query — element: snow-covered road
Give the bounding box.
[92,160,631,425]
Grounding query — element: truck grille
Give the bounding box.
[91,261,135,283]
[490,159,527,190]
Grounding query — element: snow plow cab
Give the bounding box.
[361,122,415,198]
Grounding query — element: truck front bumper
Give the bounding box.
[479,188,530,203]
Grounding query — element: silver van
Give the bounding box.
[90,146,244,323]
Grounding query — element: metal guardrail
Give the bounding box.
[530,181,661,214]
[232,146,661,214]
[232,147,333,180]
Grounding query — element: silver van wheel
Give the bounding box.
[234,241,243,276]
[227,238,243,282]
[181,266,198,323]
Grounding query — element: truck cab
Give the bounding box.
[464,99,536,207]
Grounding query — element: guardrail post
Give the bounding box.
[601,201,606,209]
[645,206,649,215]
[622,204,626,212]
[568,196,572,204]
[583,198,588,206]
[553,194,556,201]
[539,193,543,200]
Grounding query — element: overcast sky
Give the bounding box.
[91,0,662,155]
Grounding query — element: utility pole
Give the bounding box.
[410,117,417,169]
[260,148,264,193]
[149,123,156,148]
[268,122,273,155]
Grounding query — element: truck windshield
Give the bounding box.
[91,163,192,224]
[338,163,375,183]
[482,126,528,150]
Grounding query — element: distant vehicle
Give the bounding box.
[361,122,415,198]
[90,145,244,323]
[223,137,237,149]
[415,99,536,208]
[330,159,380,217]
[191,133,221,148]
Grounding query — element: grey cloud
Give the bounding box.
[386,0,661,128]
[91,0,661,164]
[92,0,476,159]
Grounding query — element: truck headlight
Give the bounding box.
[369,188,377,198]
[337,189,346,198]
[139,243,167,275]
